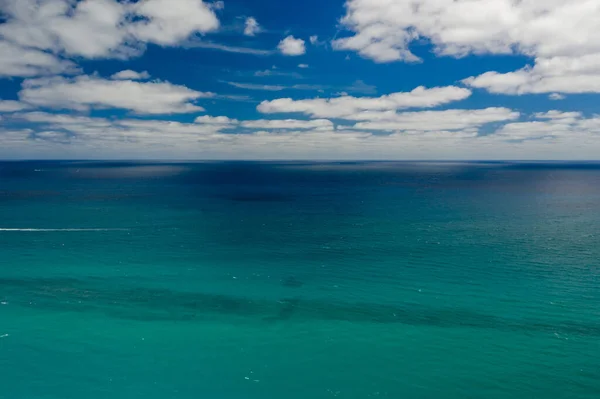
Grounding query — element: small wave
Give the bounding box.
[0,334,8,338]
[0,228,130,232]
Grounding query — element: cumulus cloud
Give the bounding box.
[333,0,600,94]
[17,111,115,128]
[0,0,130,59]
[244,17,261,36]
[494,122,567,140]
[0,0,220,61]
[4,110,600,160]
[493,111,599,141]
[463,55,600,94]
[115,119,225,136]
[549,93,566,100]
[195,115,239,124]
[241,119,334,130]
[257,86,471,118]
[5,111,370,158]
[0,129,35,149]
[347,108,519,131]
[0,41,77,77]
[533,111,583,121]
[10,113,233,150]
[334,0,600,62]
[298,64,309,69]
[19,75,213,114]
[278,36,306,56]
[111,70,151,80]
[0,100,31,112]
[129,0,219,46]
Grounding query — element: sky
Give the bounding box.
[1,0,600,160]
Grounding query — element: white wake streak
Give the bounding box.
[0,228,130,232]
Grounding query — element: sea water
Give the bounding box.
[1,161,599,399]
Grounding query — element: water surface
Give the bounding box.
[1,161,600,399]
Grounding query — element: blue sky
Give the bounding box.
[1,0,600,159]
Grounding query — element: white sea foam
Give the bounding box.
[0,334,9,338]
[0,228,129,232]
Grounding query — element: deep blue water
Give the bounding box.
[1,161,600,399]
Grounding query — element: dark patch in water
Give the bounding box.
[77,193,148,202]
[0,190,60,200]
[264,298,301,322]
[3,277,600,337]
[221,193,294,203]
[281,276,304,288]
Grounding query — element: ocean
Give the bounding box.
[1,161,600,399]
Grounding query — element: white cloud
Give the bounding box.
[344,80,377,95]
[298,64,309,69]
[115,119,225,136]
[241,119,334,130]
[278,36,306,56]
[289,84,328,91]
[254,70,274,77]
[0,41,77,77]
[7,112,236,155]
[254,69,302,78]
[244,17,261,36]
[308,35,326,47]
[210,1,225,10]
[5,110,600,160]
[333,0,600,94]
[17,111,115,127]
[549,93,566,100]
[2,112,370,158]
[257,86,471,118]
[213,94,254,102]
[195,115,239,125]
[333,0,600,62]
[19,75,213,114]
[129,0,219,46]
[226,82,286,91]
[225,81,328,92]
[0,0,130,59]
[463,58,600,94]
[0,129,35,149]
[494,121,570,140]
[0,0,220,61]
[111,70,151,80]
[183,40,274,55]
[492,110,600,141]
[0,100,31,112]
[347,108,519,131]
[10,112,233,148]
[533,111,582,121]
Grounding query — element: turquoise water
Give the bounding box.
[1,161,600,399]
